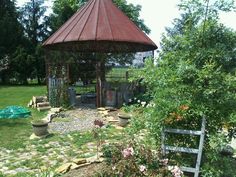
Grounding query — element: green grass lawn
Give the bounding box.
[0,85,48,149]
[75,84,95,94]
[106,67,129,82]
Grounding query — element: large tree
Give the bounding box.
[19,0,49,84]
[0,0,24,83]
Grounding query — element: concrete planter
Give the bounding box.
[31,120,49,136]
[118,113,131,127]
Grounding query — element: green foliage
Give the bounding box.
[202,134,236,177]
[10,47,35,84]
[133,0,236,142]
[49,0,87,33]
[0,0,25,84]
[0,0,49,85]
[0,0,23,58]
[112,0,150,34]
[72,131,94,147]
[19,0,49,45]
[19,0,49,84]
[130,0,236,176]
[201,152,236,177]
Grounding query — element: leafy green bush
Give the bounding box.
[128,1,236,176]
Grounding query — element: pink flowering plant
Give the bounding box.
[122,147,134,158]
[92,119,104,159]
[169,166,184,177]
[102,140,181,176]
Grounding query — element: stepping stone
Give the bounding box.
[30,151,38,156]
[55,163,72,174]
[98,110,109,116]
[40,166,47,171]
[97,107,106,111]
[49,160,57,166]
[29,133,49,140]
[107,116,118,123]
[86,155,105,163]
[70,163,80,170]
[37,102,50,108]
[105,107,117,111]
[73,162,91,169]
[37,106,51,112]
[4,170,17,175]
[50,107,62,113]
[113,125,124,130]
[72,158,87,165]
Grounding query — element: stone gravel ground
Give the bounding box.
[49,104,103,134]
[0,106,123,176]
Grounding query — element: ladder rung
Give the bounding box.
[165,146,199,154]
[180,166,196,173]
[164,128,202,135]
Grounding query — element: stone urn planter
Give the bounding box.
[31,120,49,137]
[118,113,131,127]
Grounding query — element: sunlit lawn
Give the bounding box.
[0,85,47,149]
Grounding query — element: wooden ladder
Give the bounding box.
[161,117,206,177]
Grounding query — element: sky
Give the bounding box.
[17,0,236,49]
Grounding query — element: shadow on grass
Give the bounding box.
[0,118,30,127]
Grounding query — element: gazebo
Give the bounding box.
[43,0,157,107]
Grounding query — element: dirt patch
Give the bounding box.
[62,163,107,177]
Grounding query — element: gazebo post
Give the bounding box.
[96,53,102,107]
[100,57,106,106]
[45,51,49,96]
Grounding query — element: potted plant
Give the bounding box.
[31,120,49,136]
[118,112,131,127]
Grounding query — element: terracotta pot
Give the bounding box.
[31,120,49,136]
[118,113,131,127]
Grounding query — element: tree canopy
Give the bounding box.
[0,0,49,84]
[49,0,150,34]
[0,0,24,83]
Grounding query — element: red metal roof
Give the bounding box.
[43,0,157,52]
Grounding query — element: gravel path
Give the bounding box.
[49,104,103,134]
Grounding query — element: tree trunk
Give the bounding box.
[22,77,28,85]
[37,74,41,85]
[101,58,106,82]
[0,71,9,84]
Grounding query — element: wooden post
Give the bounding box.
[125,71,129,81]
[100,57,105,106]
[96,55,102,107]
[45,51,50,96]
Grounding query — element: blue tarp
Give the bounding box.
[0,106,31,119]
